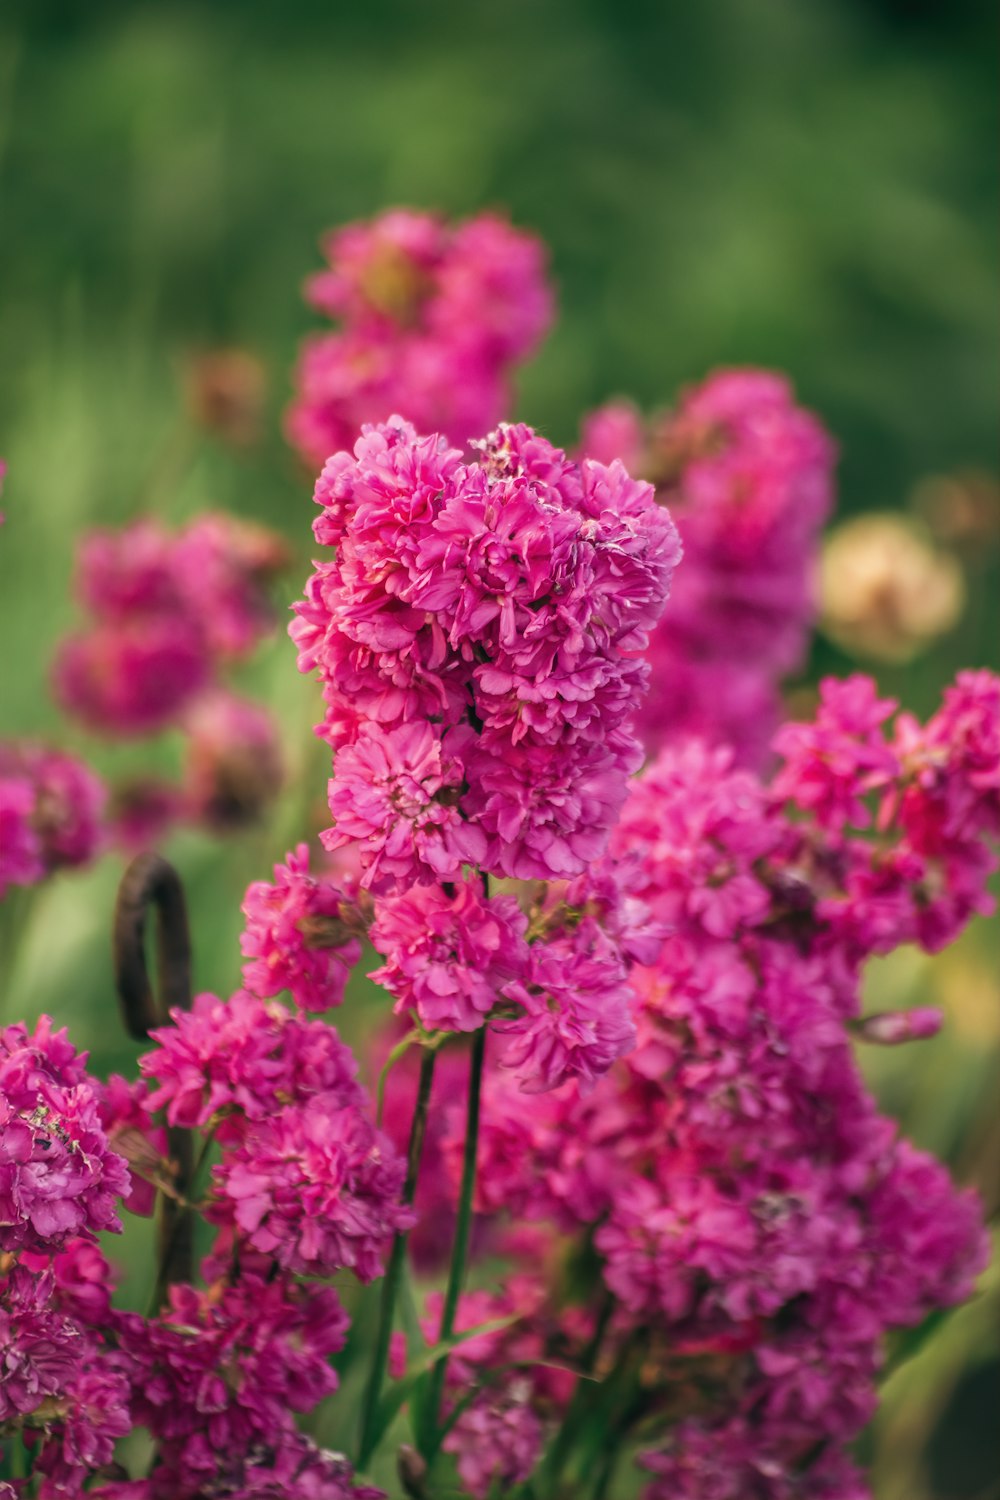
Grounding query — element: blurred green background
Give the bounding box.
[1,1,997,1495]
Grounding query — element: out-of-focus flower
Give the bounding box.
[287,209,553,465]
[108,778,185,853]
[53,515,289,739]
[182,348,267,448]
[182,692,284,832]
[820,512,964,663]
[0,743,106,897]
[581,369,835,768]
[854,1007,943,1045]
[911,469,1000,554]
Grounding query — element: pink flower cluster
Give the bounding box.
[0,1017,129,1252]
[582,369,835,767]
[370,878,527,1033]
[0,742,106,899]
[392,1263,582,1499]
[49,512,287,846]
[450,672,997,1498]
[114,1274,349,1494]
[140,990,411,1280]
[286,209,553,466]
[294,417,680,889]
[0,1026,133,1497]
[240,843,362,1011]
[0,998,386,1496]
[1,1246,132,1498]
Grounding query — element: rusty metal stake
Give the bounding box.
[112,853,195,1298]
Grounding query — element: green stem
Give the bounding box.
[538,1289,615,1494]
[358,1045,438,1469]
[420,1024,487,1458]
[145,1125,216,1318]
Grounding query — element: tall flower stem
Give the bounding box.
[358,1044,438,1469]
[420,1023,487,1459]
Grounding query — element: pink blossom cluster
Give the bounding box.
[120,991,402,1493]
[0,1023,134,1496]
[114,1273,349,1493]
[240,843,362,1012]
[0,1017,129,1252]
[1,1245,132,1498]
[49,512,287,846]
[294,418,679,891]
[292,416,678,1087]
[447,671,997,1498]
[391,1257,584,1498]
[582,369,836,766]
[0,742,106,899]
[370,878,528,1034]
[139,989,411,1280]
[0,995,396,1491]
[286,209,553,466]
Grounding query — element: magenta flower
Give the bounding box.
[497,919,636,1092]
[241,844,361,1011]
[294,416,679,892]
[213,1094,412,1280]
[370,878,528,1032]
[287,209,552,465]
[0,1018,129,1253]
[581,368,836,769]
[117,1274,348,1478]
[324,721,487,892]
[0,1264,82,1421]
[0,743,106,895]
[53,614,211,737]
[140,990,362,1133]
[53,513,286,739]
[183,691,284,833]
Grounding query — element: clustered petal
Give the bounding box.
[581,369,836,767]
[0,743,106,898]
[293,417,680,893]
[0,1018,129,1253]
[454,676,997,1496]
[241,844,361,1012]
[287,209,553,465]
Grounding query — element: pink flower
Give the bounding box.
[213,1096,412,1280]
[295,417,678,891]
[287,209,552,465]
[182,692,284,833]
[0,1264,82,1421]
[325,721,487,891]
[0,743,106,889]
[772,676,900,830]
[140,990,363,1133]
[53,615,210,737]
[444,1389,542,1498]
[118,1274,348,1474]
[241,844,361,1011]
[497,920,636,1092]
[53,513,286,739]
[0,773,43,896]
[370,878,528,1032]
[581,369,836,770]
[0,1018,129,1253]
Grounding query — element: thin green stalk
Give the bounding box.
[358,1045,438,1469]
[145,1125,216,1317]
[420,1024,487,1458]
[537,1288,615,1494]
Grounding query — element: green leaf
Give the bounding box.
[368,1315,520,1457]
